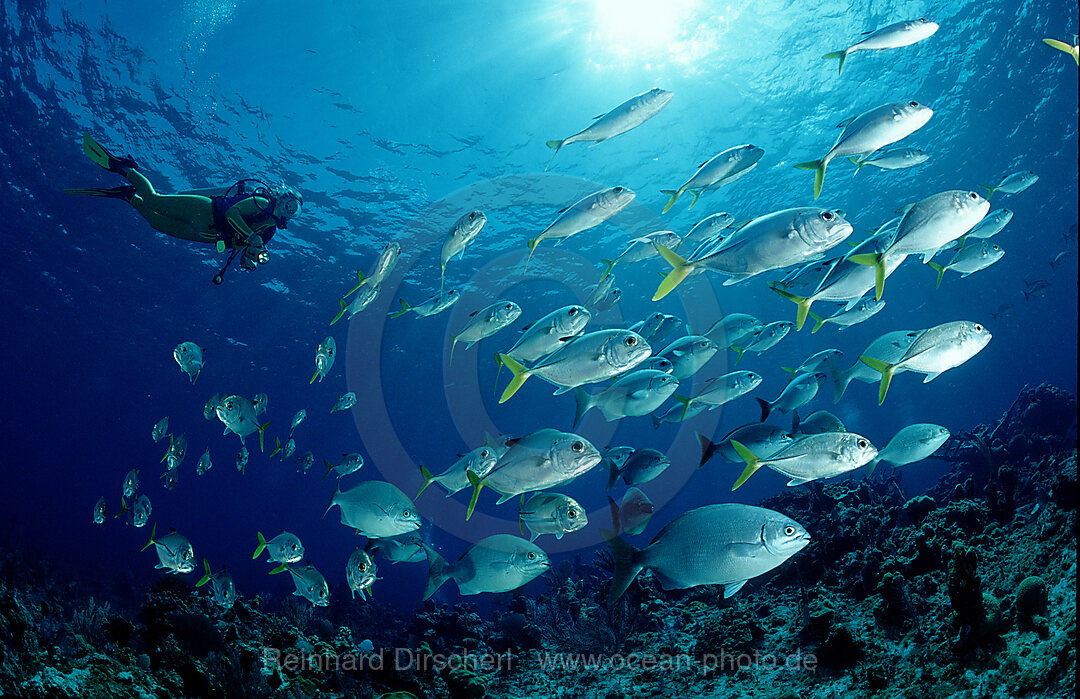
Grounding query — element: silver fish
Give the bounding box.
[697,424,796,468]
[451,300,521,362]
[849,147,929,173]
[654,207,853,299]
[202,395,220,421]
[270,436,296,461]
[609,487,654,536]
[290,409,307,433]
[982,171,1038,199]
[196,448,212,475]
[504,305,591,365]
[152,417,169,443]
[519,493,588,541]
[702,313,762,349]
[346,547,378,600]
[527,187,635,264]
[573,369,679,426]
[325,453,364,479]
[601,230,683,278]
[216,395,271,449]
[253,393,268,417]
[173,342,206,383]
[236,445,249,474]
[795,101,933,198]
[93,496,107,524]
[253,530,304,564]
[333,282,381,324]
[296,451,314,474]
[499,329,650,402]
[869,423,951,473]
[732,321,794,362]
[366,531,426,565]
[592,287,622,312]
[731,431,877,489]
[652,401,707,427]
[609,448,670,488]
[331,392,357,413]
[672,370,762,418]
[326,480,421,538]
[419,446,499,497]
[196,558,237,609]
[860,321,991,403]
[757,373,826,422]
[683,212,736,246]
[122,469,139,499]
[605,503,810,601]
[785,349,845,378]
[161,432,188,470]
[424,535,549,599]
[637,356,674,374]
[929,241,1004,288]
[142,524,195,574]
[310,336,337,384]
[794,410,847,435]
[809,297,885,333]
[631,312,683,346]
[662,144,765,213]
[162,468,179,491]
[964,208,1013,241]
[656,335,718,379]
[586,274,616,308]
[831,329,922,402]
[130,494,151,528]
[546,88,673,164]
[467,429,601,519]
[441,210,487,279]
[391,289,461,318]
[823,18,939,75]
[281,563,330,607]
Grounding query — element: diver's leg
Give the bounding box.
[124,169,215,241]
[129,195,216,243]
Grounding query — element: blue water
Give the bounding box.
[1,0,1076,612]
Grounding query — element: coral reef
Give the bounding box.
[0,383,1075,698]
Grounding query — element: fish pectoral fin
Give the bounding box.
[723,580,748,598]
[922,371,944,383]
[552,385,574,396]
[495,493,516,505]
[786,477,813,486]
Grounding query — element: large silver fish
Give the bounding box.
[697,424,796,468]
[518,492,588,541]
[390,288,461,318]
[173,342,206,383]
[310,336,337,383]
[280,563,330,607]
[141,524,195,574]
[730,431,877,489]
[823,18,939,75]
[661,144,765,213]
[849,147,929,174]
[608,487,654,536]
[366,531,426,565]
[653,207,853,299]
[451,300,521,362]
[498,329,650,403]
[605,503,810,601]
[326,480,421,538]
[216,395,271,450]
[795,100,933,198]
[573,369,678,426]
[831,329,921,402]
[655,335,718,379]
[682,212,736,246]
[867,423,951,475]
[418,446,499,497]
[346,547,378,600]
[196,558,236,609]
[527,187,635,265]
[441,210,487,281]
[756,373,826,422]
[860,321,991,404]
[502,305,591,365]
[545,88,673,165]
[809,298,885,334]
[466,429,601,519]
[600,230,683,279]
[928,241,1004,288]
[981,170,1038,199]
[424,535,549,599]
[253,531,305,565]
[672,370,762,419]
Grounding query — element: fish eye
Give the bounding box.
[784,526,796,536]
[968,191,979,200]
[358,563,367,572]
[402,509,412,518]
[744,144,753,150]
[567,509,577,518]
[568,308,577,316]
[974,324,984,332]
[505,303,513,310]
[527,552,537,559]
[571,441,584,453]
[468,212,476,219]
[481,449,491,458]
[918,17,926,22]
[613,186,624,193]
[908,100,919,108]
[625,336,637,346]
[821,211,833,221]
[857,439,869,449]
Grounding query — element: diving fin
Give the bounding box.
[81,133,138,174]
[63,186,135,201]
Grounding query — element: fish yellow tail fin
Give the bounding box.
[730,440,763,490]
[849,253,886,299]
[196,557,212,587]
[417,465,435,497]
[600,258,617,280]
[809,311,828,334]
[660,188,683,214]
[771,286,814,331]
[860,356,897,405]
[330,298,348,326]
[1043,38,1079,65]
[652,244,692,301]
[672,394,692,421]
[794,159,827,199]
[821,50,848,75]
[499,354,532,403]
[344,270,367,297]
[465,470,485,521]
[252,531,267,560]
[389,298,411,319]
[544,139,565,170]
[847,156,865,175]
[687,189,703,210]
[927,262,947,289]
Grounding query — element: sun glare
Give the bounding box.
[591,0,699,57]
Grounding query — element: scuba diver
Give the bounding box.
[65,133,303,284]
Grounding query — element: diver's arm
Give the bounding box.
[224,195,272,245]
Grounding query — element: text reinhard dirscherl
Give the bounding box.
[261,647,818,674]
